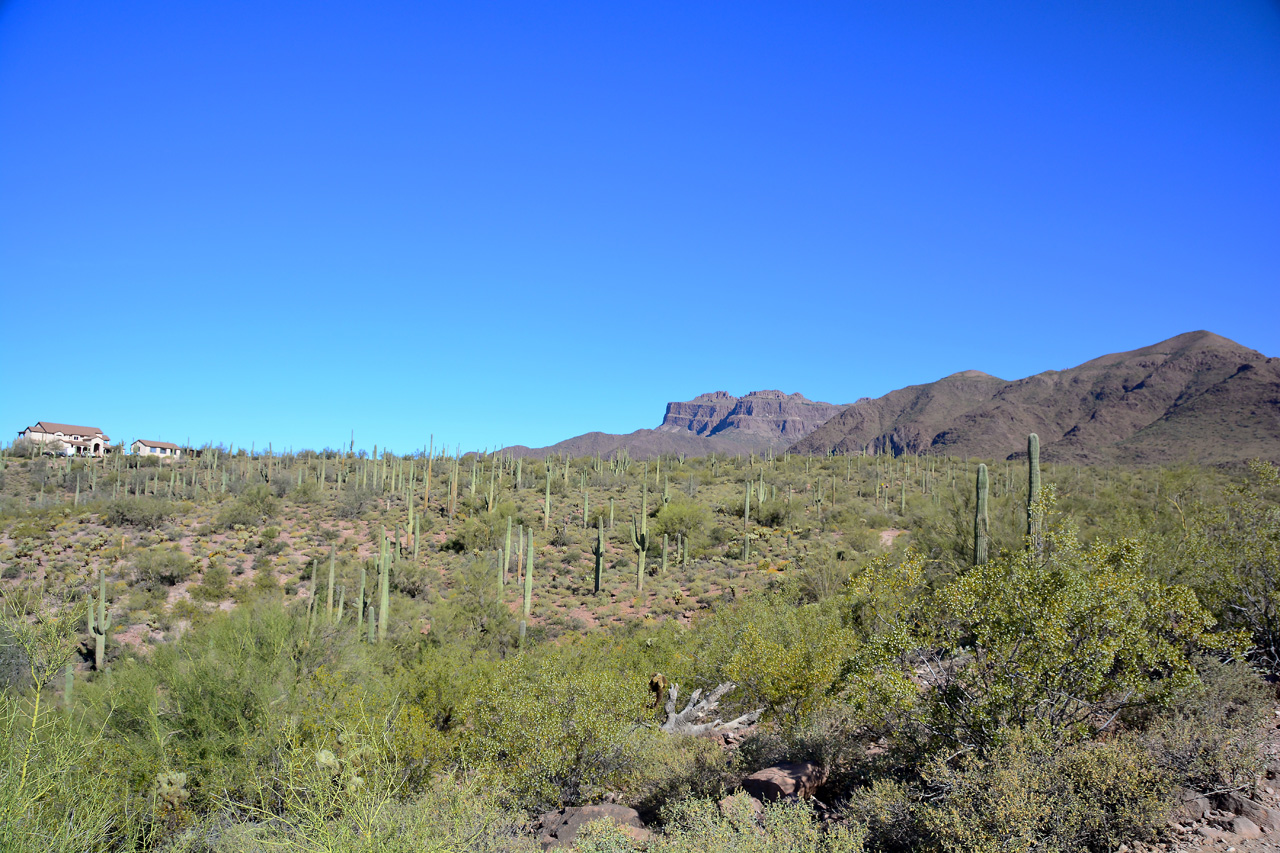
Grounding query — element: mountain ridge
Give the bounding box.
[789,331,1280,464]
[504,390,842,459]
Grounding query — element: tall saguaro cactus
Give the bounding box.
[742,481,752,562]
[1026,433,1042,557]
[630,481,650,590]
[544,474,551,531]
[87,566,110,671]
[591,519,605,594]
[520,537,534,644]
[973,463,990,566]
[377,549,390,643]
[503,516,513,586]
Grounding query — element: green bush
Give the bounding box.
[1137,655,1270,793]
[191,559,231,601]
[642,796,865,853]
[133,545,195,586]
[463,657,651,812]
[216,484,278,529]
[1176,460,1280,671]
[918,727,1172,853]
[103,498,173,530]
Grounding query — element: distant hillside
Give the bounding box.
[789,331,1280,464]
[504,390,842,459]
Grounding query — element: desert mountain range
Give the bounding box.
[505,332,1280,464]
[503,390,842,459]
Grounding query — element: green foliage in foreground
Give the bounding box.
[1,451,1277,852]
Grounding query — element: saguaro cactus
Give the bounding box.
[973,463,989,566]
[87,566,110,670]
[520,536,534,644]
[503,516,513,585]
[326,547,336,621]
[544,474,551,531]
[1026,433,1041,552]
[630,482,650,590]
[377,549,390,643]
[742,481,752,562]
[523,538,534,619]
[591,519,605,594]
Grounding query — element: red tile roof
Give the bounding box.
[24,422,110,441]
[134,440,181,450]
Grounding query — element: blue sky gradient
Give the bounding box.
[2,1,1278,454]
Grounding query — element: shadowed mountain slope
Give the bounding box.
[789,331,1280,464]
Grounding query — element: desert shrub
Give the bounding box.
[84,601,310,803]
[755,497,796,529]
[1137,655,1270,793]
[918,727,1172,853]
[794,547,851,602]
[550,524,573,547]
[639,796,865,853]
[335,487,376,519]
[429,558,518,655]
[102,498,173,530]
[0,693,133,852]
[179,771,532,853]
[630,733,738,816]
[191,559,231,601]
[838,499,1235,752]
[445,513,505,553]
[654,498,710,543]
[289,480,321,504]
[692,583,856,723]
[463,657,651,812]
[216,484,277,529]
[133,545,195,586]
[1176,460,1280,671]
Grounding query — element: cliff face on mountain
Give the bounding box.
[505,390,843,459]
[658,390,842,441]
[789,331,1280,464]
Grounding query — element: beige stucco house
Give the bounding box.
[131,440,182,460]
[18,422,110,457]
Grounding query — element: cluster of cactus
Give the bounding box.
[970,434,1041,566]
[317,735,373,794]
[153,771,190,810]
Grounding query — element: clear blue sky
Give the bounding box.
[2,1,1277,454]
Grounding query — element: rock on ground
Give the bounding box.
[537,804,650,850]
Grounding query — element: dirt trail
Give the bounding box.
[879,528,905,549]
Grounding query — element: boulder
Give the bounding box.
[1232,816,1263,840]
[537,804,650,850]
[1214,792,1280,832]
[1171,789,1211,823]
[742,761,827,801]
[1196,825,1228,843]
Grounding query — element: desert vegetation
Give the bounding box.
[1,440,1277,851]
